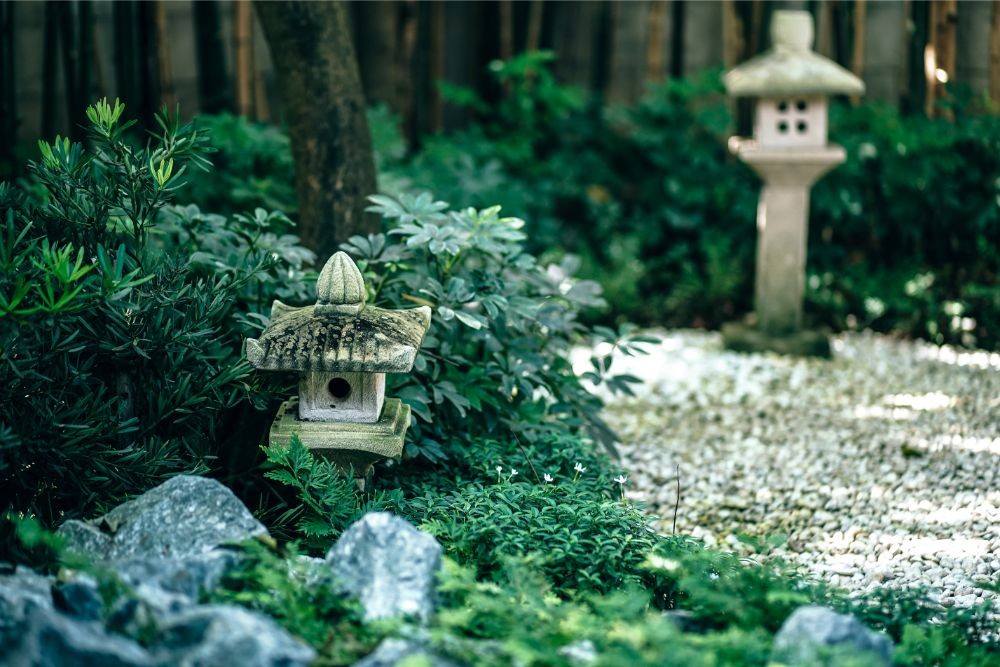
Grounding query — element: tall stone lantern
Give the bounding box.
[246,252,431,489]
[721,10,864,357]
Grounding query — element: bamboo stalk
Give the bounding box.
[153,0,175,109]
[850,0,866,105]
[499,0,513,61]
[722,0,743,69]
[992,1,1000,105]
[645,0,667,82]
[927,0,957,118]
[428,0,444,132]
[233,0,253,116]
[526,0,543,52]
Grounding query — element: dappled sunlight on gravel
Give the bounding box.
[582,330,1000,609]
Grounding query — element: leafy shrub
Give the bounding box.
[344,192,653,461]
[0,99,312,523]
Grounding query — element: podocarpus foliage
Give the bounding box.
[0,99,313,524]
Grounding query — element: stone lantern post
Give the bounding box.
[721,10,864,357]
[246,252,431,489]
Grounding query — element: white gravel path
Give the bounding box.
[576,330,1000,608]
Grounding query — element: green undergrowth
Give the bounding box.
[186,55,1000,350]
[2,99,996,666]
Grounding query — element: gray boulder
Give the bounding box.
[5,604,153,667]
[112,549,240,603]
[57,475,268,561]
[352,639,461,667]
[327,512,442,622]
[0,566,55,646]
[150,604,315,667]
[770,606,893,666]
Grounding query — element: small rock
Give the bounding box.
[770,606,893,666]
[6,605,153,667]
[112,549,241,604]
[151,604,315,667]
[52,572,104,621]
[0,566,55,646]
[58,475,268,562]
[353,638,461,667]
[327,512,442,622]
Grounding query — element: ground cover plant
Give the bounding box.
[2,101,997,666]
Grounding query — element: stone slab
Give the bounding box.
[721,322,831,358]
[269,397,410,484]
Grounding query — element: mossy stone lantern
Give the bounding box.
[246,252,431,489]
[722,10,864,357]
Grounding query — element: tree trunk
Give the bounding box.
[645,0,668,82]
[193,0,232,113]
[255,0,378,264]
[352,1,401,110]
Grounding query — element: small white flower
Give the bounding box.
[496,465,503,474]
[543,473,554,483]
[510,468,518,477]
[574,462,587,474]
[614,474,628,485]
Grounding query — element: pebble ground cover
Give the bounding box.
[578,331,1000,611]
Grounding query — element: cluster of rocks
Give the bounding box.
[0,476,446,667]
[2,473,898,666]
[589,330,1000,610]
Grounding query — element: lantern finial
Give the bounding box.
[316,252,367,309]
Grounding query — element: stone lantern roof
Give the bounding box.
[246,252,432,373]
[724,10,864,98]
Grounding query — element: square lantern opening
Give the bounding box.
[298,371,386,423]
[754,96,827,149]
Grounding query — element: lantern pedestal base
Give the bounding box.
[721,321,831,359]
[269,397,411,491]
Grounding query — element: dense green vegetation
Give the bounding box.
[190,53,1000,350]
[2,96,997,666]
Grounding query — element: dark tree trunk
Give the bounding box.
[255,0,378,264]
[352,1,402,110]
[42,2,59,138]
[193,0,232,113]
[0,1,16,176]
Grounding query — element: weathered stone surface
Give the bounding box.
[770,606,893,666]
[725,11,864,97]
[57,475,268,562]
[327,512,442,622]
[53,572,103,621]
[0,566,55,646]
[112,549,240,603]
[298,370,386,423]
[150,604,316,667]
[245,252,431,374]
[317,250,367,307]
[352,639,461,667]
[6,605,153,667]
[721,322,832,358]
[270,398,410,481]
